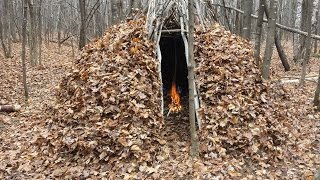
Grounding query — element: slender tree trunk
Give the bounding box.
[221,0,231,31]
[188,0,199,158]
[262,0,278,79]
[9,0,18,42]
[294,0,303,62]
[111,0,122,24]
[314,2,320,53]
[299,0,313,87]
[71,37,75,59]
[79,0,86,49]
[264,0,290,71]
[22,0,29,101]
[235,0,242,36]
[127,0,135,18]
[242,0,253,39]
[94,0,103,37]
[58,1,63,53]
[0,19,9,58]
[254,0,265,67]
[296,0,309,63]
[27,0,38,66]
[106,0,112,27]
[313,67,320,106]
[38,0,43,66]
[2,0,12,58]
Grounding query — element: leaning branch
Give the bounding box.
[212,3,320,40]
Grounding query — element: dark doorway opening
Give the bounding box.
[160,33,188,97]
[160,33,190,142]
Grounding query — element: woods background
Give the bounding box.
[0,0,319,64]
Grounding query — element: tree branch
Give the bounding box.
[211,3,320,40]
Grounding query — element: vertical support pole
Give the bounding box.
[188,0,199,158]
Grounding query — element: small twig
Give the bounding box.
[166,109,171,117]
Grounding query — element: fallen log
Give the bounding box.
[0,105,21,112]
[279,76,318,84]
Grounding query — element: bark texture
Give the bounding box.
[299,0,313,87]
[79,0,86,49]
[22,0,29,100]
[262,0,278,79]
[188,0,199,158]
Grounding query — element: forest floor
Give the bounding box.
[0,43,319,179]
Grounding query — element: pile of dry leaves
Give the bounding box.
[41,18,164,170]
[194,24,299,163]
[24,20,317,179]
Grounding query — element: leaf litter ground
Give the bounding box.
[0,19,319,179]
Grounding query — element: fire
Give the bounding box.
[168,82,182,113]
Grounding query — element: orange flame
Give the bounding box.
[169,82,182,113]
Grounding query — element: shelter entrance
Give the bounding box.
[160,33,188,112]
[160,32,190,141]
[160,33,188,111]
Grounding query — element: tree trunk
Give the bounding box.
[264,0,290,71]
[22,0,29,101]
[299,0,313,87]
[314,1,320,53]
[37,0,43,66]
[111,0,122,24]
[0,19,10,58]
[312,0,319,30]
[1,0,12,58]
[27,0,38,66]
[262,0,278,79]
[313,67,320,106]
[94,0,103,37]
[221,0,231,31]
[293,0,303,62]
[188,0,199,158]
[242,0,253,39]
[58,1,63,53]
[106,0,112,27]
[79,0,86,49]
[254,0,265,67]
[127,0,135,18]
[9,0,18,42]
[235,0,242,36]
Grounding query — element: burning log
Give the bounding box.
[0,105,21,112]
[167,82,182,116]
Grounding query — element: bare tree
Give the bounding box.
[254,0,265,66]
[299,0,313,87]
[242,0,253,39]
[314,67,320,107]
[79,0,86,49]
[27,0,38,66]
[264,0,290,71]
[262,0,278,79]
[94,0,103,37]
[22,0,29,101]
[314,1,320,53]
[58,1,63,53]
[111,0,122,24]
[37,0,43,65]
[9,0,18,42]
[0,0,13,58]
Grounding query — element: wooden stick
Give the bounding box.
[279,77,318,84]
[161,29,188,33]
